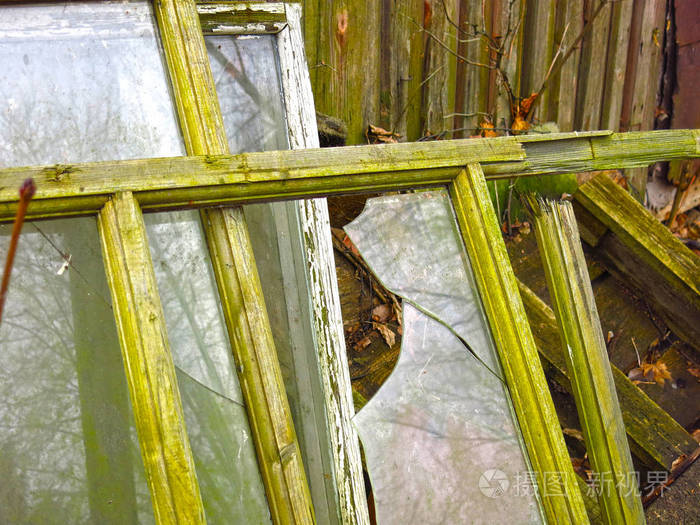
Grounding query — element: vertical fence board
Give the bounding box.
[624,0,666,197]
[550,0,583,131]
[388,0,425,141]
[453,0,491,137]
[576,0,612,130]
[520,0,556,123]
[421,0,458,137]
[493,0,525,130]
[600,0,634,130]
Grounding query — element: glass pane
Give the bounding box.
[0,219,153,524]
[144,210,271,524]
[206,35,289,153]
[0,2,184,522]
[0,2,184,164]
[344,191,544,524]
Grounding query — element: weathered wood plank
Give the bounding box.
[196,2,287,34]
[573,173,700,350]
[2,130,699,221]
[621,0,666,197]
[277,6,369,524]
[388,0,424,140]
[449,164,589,524]
[311,0,381,145]
[520,0,557,123]
[155,1,315,522]
[528,197,645,524]
[98,192,205,524]
[452,0,490,136]
[518,281,698,472]
[421,0,458,137]
[493,0,525,129]
[550,0,583,131]
[600,0,634,130]
[575,0,612,131]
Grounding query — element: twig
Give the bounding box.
[642,446,700,507]
[0,178,36,324]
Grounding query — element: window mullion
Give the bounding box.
[98,191,206,524]
[153,1,315,523]
[449,164,589,524]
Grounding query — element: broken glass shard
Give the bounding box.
[344,190,544,524]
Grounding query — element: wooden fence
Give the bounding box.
[302,0,668,193]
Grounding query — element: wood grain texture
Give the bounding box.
[575,0,612,131]
[600,0,633,130]
[203,207,314,524]
[528,197,645,524]
[421,0,458,137]
[449,164,589,524]
[574,173,700,350]
[518,281,698,472]
[550,0,583,131]
[2,130,699,221]
[98,192,205,524]
[155,1,315,522]
[278,5,369,524]
[520,0,557,123]
[196,2,287,34]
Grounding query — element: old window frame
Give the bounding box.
[2,1,699,523]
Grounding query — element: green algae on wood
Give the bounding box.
[98,192,205,524]
[2,130,699,223]
[155,1,315,522]
[196,2,287,34]
[526,196,645,525]
[518,280,698,472]
[574,173,700,350]
[449,164,589,524]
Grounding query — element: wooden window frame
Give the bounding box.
[2,2,699,523]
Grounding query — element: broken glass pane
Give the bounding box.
[144,210,270,523]
[344,190,544,524]
[0,2,182,522]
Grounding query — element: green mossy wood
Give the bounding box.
[450,165,589,524]
[1,130,698,222]
[573,173,700,351]
[527,197,645,525]
[518,281,698,473]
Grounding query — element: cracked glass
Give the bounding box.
[138,33,294,524]
[344,190,544,524]
[0,1,185,522]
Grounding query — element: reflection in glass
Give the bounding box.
[144,211,270,523]
[0,219,153,524]
[0,2,183,522]
[206,35,289,153]
[345,191,544,524]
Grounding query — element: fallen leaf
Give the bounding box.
[354,336,371,351]
[366,123,400,144]
[373,322,396,347]
[479,118,499,138]
[341,233,361,257]
[641,361,673,386]
[688,366,700,381]
[692,429,700,444]
[371,303,392,323]
[562,428,584,441]
[671,454,687,471]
